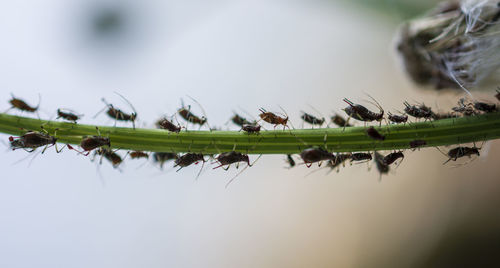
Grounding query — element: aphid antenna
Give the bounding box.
[93,158,108,188]
[93,98,112,119]
[304,164,327,177]
[363,93,384,111]
[186,95,211,131]
[35,93,41,110]
[224,154,262,188]
[434,146,451,164]
[114,91,138,116]
[237,106,258,123]
[306,104,325,119]
[343,98,355,107]
[11,149,41,167]
[194,157,206,181]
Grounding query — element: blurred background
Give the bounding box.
[1,0,500,267]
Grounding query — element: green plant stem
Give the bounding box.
[1,112,500,154]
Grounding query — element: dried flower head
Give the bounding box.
[396,0,500,92]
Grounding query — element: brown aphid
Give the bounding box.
[474,102,496,113]
[451,98,475,116]
[388,112,408,124]
[382,151,404,166]
[152,152,177,169]
[178,108,207,125]
[366,127,385,141]
[9,131,57,152]
[8,94,39,113]
[331,114,352,127]
[327,153,352,170]
[443,146,481,164]
[241,124,261,134]
[57,109,81,123]
[78,136,111,156]
[231,114,253,127]
[409,139,426,149]
[259,108,289,129]
[213,151,250,170]
[333,153,352,165]
[301,112,325,126]
[343,98,384,122]
[96,148,123,168]
[174,153,205,171]
[178,98,208,127]
[97,93,138,128]
[300,147,336,167]
[129,151,149,159]
[404,101,434,119]
[351,152,372,162]
[156,117,182,133]
[432,112,455,120]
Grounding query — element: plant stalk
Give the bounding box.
[1,112,500,154]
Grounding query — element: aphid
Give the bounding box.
[9,130,58,152]
[213,151,250,170]
[326,153,352,171]
[333,153,352,165]
[409,139,426,149]
[258,108,289,129]
[7,94,39,113]
[404,101,434,119]
[432,112,455,120]
[128,151,149,159]
[174,153,205,171]
[241,124,261,134]
[95,148,123,168]
[351,152,372,162]
[387,112,408,124]
[286,154,296,168]
[451,98,475,116]
[156,117,182,133]
[301,112,325,126]
[80,136,110,154]
[68,128,110,156]
[231,114,253,127]
[57,109,81,123]
[496,88,500,101]
[474,102,496,113]
[96,93,138,128]
[374,151,389,179]
[331,114,352,127]
[178,97,208,127]
[382,151,404,165]
[343,98,384,122]
[366,127,385,141]
[299,147,336,167]
[152,152,177,169]
[443,146,481,164]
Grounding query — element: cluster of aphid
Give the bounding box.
[4,90,500,184]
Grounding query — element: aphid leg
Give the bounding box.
[224,154,261,188]
[195,159,206,180]
[93,98,111,119]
